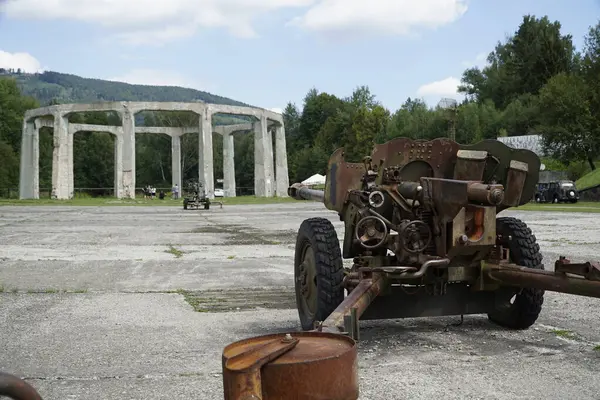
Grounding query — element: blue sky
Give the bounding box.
[0,0,599,114]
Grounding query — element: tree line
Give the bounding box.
[283,15,600,183]
[1,14,599,196]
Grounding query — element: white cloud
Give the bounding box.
[0,50,45,72]
[3,0,469,44]
[2,0,316,45]
[107,69,205,90]
[461,52,488,68]
[289,0,468,36]
[416,76,461,98]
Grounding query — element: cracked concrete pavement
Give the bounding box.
[0,203,599,399]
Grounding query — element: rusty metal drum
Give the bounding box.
[222,331,358,400]
[0,372,43,400]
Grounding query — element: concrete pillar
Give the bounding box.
[171,134,182,196]
[51,112,70,199]
[114,134,124,198]
[67,131,74,199]
[274,124,289,197]
[254,115,275,197]
[223,133,236,197]
[19,119,39,199]
[121,108,136,199]
[199,110,215,199]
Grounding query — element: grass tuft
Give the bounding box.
[165,245,184,258]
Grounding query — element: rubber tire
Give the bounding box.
[488,217,545,330]
[294,217,345,331]
[204,203,210,210]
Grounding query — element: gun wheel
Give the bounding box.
[488,217,545,330]
[294,217,344,331]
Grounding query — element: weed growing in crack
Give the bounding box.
[552,329,576,339]
[165,245,184,258]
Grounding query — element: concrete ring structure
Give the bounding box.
[19,101,289,200]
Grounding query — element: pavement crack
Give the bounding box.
[23,371,222,382]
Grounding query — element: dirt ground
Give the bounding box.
[0,203,599,399]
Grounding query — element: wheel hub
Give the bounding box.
[298,246,318,317]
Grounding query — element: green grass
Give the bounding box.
[0,195,301,207]
[165,245,184,258]
[552,329,576,339]
[516,202,600,213]
[594,345,600,351]
[576,168,600,190]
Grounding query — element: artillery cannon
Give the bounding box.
[287,137,600,336]
[3,137,600,400]
[182,179,222,210]
[222,137,600,399]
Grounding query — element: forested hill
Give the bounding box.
[0,70,249,107]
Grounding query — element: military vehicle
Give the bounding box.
[182,179,222,210]
[219,137,599,400]
[535,180,580,203]
[3,137,600,400]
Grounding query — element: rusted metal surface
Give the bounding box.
[0,372,43,400]
[503,159,529,206]
[222,331,358,400]
[323,148,367,212]
[555,256,600,281]
[320,273,385,333]
[466,182,505,205]
[370,137,460,181]
[287,183,325,202]
[459,139,540,210]
[453,149,488,181]
[483,261,600,298]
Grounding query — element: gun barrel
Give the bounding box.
[484,261,600,298]
[288,183,325,202]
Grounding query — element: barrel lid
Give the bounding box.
[223,331,355,366]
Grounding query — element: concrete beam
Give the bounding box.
[213,123,253,136]
[69,124,123,136]
[34,118,53,129]
[208,104,283,124]
[135,127,184,136]
[24,101,208,120]
[182,127,198,135]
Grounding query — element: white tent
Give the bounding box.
[302,173,326,186]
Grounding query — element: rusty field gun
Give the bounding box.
[221,137,600,399]
[284,137,600,337]
[3,137,600,400]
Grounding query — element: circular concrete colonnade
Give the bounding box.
[18,101,289,200]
